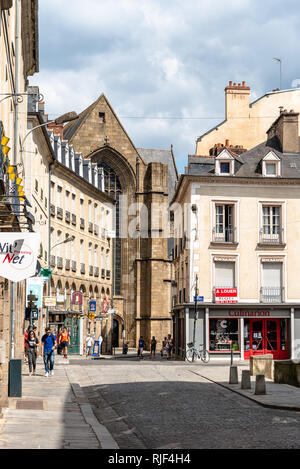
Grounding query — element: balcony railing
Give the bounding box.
[57,257,63,269]
[50,255,56,267]
[72,214,76,225]
[65,211,71,222]
[212,227,237,243]
[259,228,284,245]
[101,268,105,278]
[88,222,93,233]
[260,287,284,303]
[80,263,85,274]
[94,267,99,277]
[50,204,55,216]
[94,224,99,236]
[106,270,111,279]
[65,259,70,270]
[89,265,93,276]
[71,261,76,272]
[57,207,63,219]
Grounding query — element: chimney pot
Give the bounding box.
[229,81,232,86]
[233,83,236,87]
[225,139,230,147]
[242,81,245,86]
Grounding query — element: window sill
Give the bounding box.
[257,242,286,248]
[210,241,239,247]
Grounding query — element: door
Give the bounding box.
[245,318,289,360]
[112,318,119,348]
[64,317,80,354]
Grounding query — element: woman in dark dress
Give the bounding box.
[25,330,39,376]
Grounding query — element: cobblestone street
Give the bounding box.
[71,357,300,449]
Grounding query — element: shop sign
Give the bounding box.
[0,233,40,282]
[215,288,237,304]
[26,277,43,308]
[44,297,56,307]
[72,291,82,305]
[229,310,270,317]
[56,294,65,304]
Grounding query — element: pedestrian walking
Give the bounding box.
[59,326,70,358]
[150,336,157,359]
[138,336,145,359]
[166,334,173,360]
[24,327,30,363]
[86,334,93,356]
[41,327,56,377]
[161,336,167,358]
[25,330,39,376]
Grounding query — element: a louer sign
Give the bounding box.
[0,233,41,282]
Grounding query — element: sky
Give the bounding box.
[30,0,300,173]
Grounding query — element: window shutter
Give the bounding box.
[215,262,235,287]
[263,263,281,287]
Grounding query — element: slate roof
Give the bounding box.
[137,148,178,200]
[63,101,96,142]
[187,137,300,179]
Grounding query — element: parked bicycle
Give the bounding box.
[186,342,210,363]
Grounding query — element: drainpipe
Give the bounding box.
[10,0,20,360]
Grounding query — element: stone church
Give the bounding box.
[63,94,178,348]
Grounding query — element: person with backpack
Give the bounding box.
[59,326,70,359]
[41,327,56,377]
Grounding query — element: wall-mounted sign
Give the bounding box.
[56,294,65,304]
[26,277,43,308]
[89,300,96,312]
[215,288,238,304]
[0,233,40,282]
[72,291,82,305]
[44,297,56,307]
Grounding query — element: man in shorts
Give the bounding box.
[59,326,70,359]
[138,336,145,359]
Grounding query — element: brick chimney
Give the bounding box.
[224,80,251,120]
[48,122,64,140]
[267,110,299,153]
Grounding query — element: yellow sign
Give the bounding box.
[89,312,96,321]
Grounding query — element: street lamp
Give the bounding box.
[273,58,282,90]
[48,235,75,295]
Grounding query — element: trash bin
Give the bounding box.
[8,359,22,397]
[123,343,128,354]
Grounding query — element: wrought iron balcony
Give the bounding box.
[57,257,63,269]
[65,210,71,222]
[80,218,85,229]
[65,259,70,270]
[80,263,85,274]
[259,228,284,245]
[57,207,63,219]
[260,287,284,303]
[89,265,93,276]
[88,222,93,233]
[94,267,99,277]
[71,261,76,272]
[72,214,76,225]
[212,227,237,244]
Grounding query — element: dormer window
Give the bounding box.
[220,162,230,174]
[215,149,235,176]
[262,152,281,177]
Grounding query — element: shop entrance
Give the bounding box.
[244,318,289,360]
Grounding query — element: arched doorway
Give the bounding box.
[113,318,119,347]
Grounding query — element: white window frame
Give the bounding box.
[259,256,285,303]
[258,201,285,244]
[262,151,281,177]
[215,150,235,176]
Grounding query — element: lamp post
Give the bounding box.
[192,275,199,362]
[273,58,282,90]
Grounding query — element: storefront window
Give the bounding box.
[280,319,288,351]
[209,319,239,351]
[244,319,250,351]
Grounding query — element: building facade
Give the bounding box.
[62,94,178,348]
[0,0,39,411]
[172,110,300,361]
[196,81,300,156]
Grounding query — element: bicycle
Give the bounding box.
[185,342,210,363]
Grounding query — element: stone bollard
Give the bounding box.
[229,366,238,384]
[241,370,251,389]
[255,374,266,395]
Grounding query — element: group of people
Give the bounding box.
[24,326,70,377]
[137,334,173,359]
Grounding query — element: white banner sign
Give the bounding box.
[0,233,40,282]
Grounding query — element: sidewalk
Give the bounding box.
[0,357,117,449]
[189,362,300,411]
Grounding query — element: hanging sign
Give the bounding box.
[26,277,44,308]
[89,300,96,312]
[0,233,40,282]
[72,291,83,305]
[44,297,56,307]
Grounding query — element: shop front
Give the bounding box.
[174,305,295,361]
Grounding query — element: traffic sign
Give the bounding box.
[89,300,96,312]
[89,312,96,321]
[194,296,204,302]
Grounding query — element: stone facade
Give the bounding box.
[63,94,177,348]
